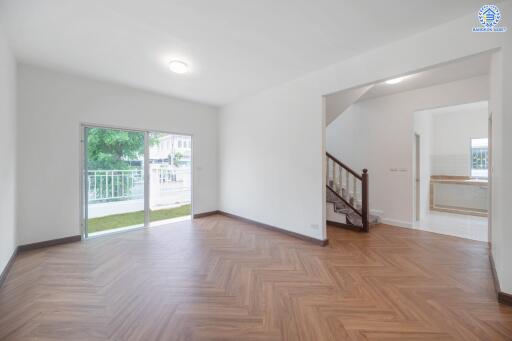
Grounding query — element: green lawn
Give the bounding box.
[87,204,191,233]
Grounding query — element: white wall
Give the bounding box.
[218,2,511,292]
[489,48,512,294]
[219,84,326,240]
[326,76,487,227]
[17,64,219,245]
[0,24,17,274]
[430,102,488,176]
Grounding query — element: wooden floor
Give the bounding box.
[1,215,511,340]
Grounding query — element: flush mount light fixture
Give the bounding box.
[385,77,406,85]
[168,60,189,74]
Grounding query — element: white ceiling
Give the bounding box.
[357,52,491,102]
[325,84,373,125]
[0,0,488,106]
[419,100,488,116]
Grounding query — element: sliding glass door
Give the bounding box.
[84,127,146,236]
[83,126,192,237]
[148,133,192,224]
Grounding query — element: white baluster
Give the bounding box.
[345,169,349,200]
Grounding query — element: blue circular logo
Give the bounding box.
[478,5,501,27]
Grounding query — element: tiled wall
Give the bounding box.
[431,154,469,176]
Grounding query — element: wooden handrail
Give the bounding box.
[326,152,369,232]
[326,152,362,180]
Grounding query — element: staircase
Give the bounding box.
[326,152,379,232]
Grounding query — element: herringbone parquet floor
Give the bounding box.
[1,214,511,340]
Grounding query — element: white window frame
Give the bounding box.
[470,137,488,179]
[80,123,194,239]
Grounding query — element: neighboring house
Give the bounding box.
[150,134,192,166]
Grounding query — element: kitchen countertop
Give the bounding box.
[430,176,488,185]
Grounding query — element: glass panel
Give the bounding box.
[85,127,145,236]
[149,132,192,224]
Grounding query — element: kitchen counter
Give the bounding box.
[430,176,488,186]
[429,176,488,217]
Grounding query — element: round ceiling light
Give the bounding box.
[385,77,405,85]
[169,60,189,74]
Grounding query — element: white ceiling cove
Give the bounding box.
[357,52,491,102]
[0,0,488,105]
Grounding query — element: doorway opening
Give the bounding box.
[82,125,192,238]
[323,51,493,242]
[413,101,489,241]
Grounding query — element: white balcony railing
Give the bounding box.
[87,169,144,203]
[87,167,192,205]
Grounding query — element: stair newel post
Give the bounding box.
[361,169,369,233]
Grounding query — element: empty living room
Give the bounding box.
[1,1,511,340]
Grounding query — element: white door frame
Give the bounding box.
[414,133,421,223]
[144,131,150,227]
[488,113,493,245]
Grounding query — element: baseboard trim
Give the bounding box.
[0,247,18,288]
[1,235,83,288]
[218,211,328,246]
[380,218,413,228]
[489,253,501,295]
[499,291,512,306]
[18,235,82,252]
[193,210,221,219]
[489,253,512,306]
